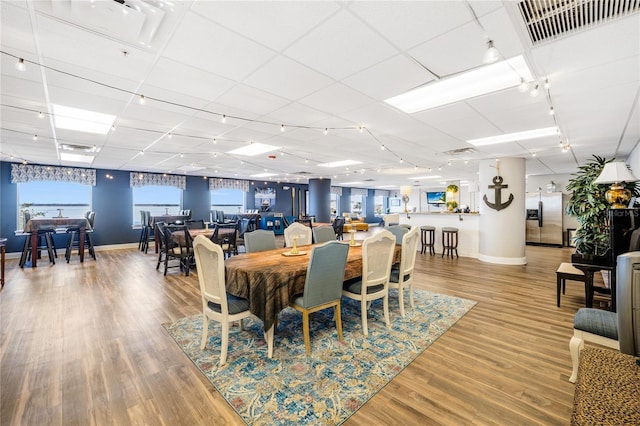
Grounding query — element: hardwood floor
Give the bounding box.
[0,233,608,425]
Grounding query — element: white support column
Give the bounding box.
[478,157,527,265]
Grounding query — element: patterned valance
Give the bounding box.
[11,164,96,186]
[209,178,250,192]
[129,172,186,190]
[351,188,369,197]
[330,186,343,196]
[374,190,390,197]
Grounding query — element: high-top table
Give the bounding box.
[225,242,401,358]
[24,217,92,267]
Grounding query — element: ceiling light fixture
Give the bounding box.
[212,138,216,144]
[385,55,534,113]
[16,58,26,71]
[52,104,116,135]
[467,126,558,146]
[281,124,285,132]
[33,134,38,140]
[138,94,145,104]
[221,114,226,123]
[227,142,279,156]
[318,160,361,168]
[518,77,529,92]
[324,128,328,135]
[530,84,539,97]
[483,39,499,64]
[549,106,555,115]
[38,111,44,118]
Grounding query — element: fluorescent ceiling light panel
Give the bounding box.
[338,181,363,185]
[60,152,95,163]
[385,55,534,113]
[409,175,442,180]
[317,160,362,168]
[467,126,558,146]
[251,172,278,178]
[375,185,396,188]
[53,104,115,134]
[227,143,280,156]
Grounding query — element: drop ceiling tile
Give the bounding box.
[298,82,375,116]
[163,12,275,81]
[284,10,398,80]
[213,84,291,118]
[244,55,334,101]
[192,1,341,51]
[349,1,471,49]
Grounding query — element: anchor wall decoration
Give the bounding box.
[483,175,514,211]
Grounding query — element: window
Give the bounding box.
[132,186,181,225]
[330,193,339,217]
[211,189,245,215]
[18,181,92,230]
[350,195,364,216]
[374,195,387,215]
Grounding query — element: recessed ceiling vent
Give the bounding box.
[60,143,99,153]
[444,147,475,155]
[518,0,640,45]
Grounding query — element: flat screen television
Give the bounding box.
[426,191,446,204]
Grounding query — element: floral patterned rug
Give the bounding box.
[163,289,476,425]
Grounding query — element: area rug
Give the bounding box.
[163,289,476,425]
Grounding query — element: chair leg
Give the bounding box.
[409,283,415,309]
[200,315,209,349]
[19,235,30,268]
[334,304,344,342]
[557,275,562,307]
[398,283,405,318]
[569,332,585,383]
[220,320,229,366]
[383,294,391,328]
[45,233,55,265]
[361,298,368,337]
[302,311,311,355]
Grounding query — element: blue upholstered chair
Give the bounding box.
[290,241,349,354]
[387,225,409,245]
[243,230,276,253]
[192,235,251,366]
[312,225,336,244]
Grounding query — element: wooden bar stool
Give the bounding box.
[441,227,459,258]
[419,226,435,255]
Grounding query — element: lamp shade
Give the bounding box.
[400,185,413,196]
[593,162,637,184]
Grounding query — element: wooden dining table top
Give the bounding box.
[224,242,401,331]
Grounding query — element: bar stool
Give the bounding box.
[442,227,459,258]
[419,226,435,255]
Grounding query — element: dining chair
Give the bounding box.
[210,222,237,258]
[312,225,336,244]
[342,230,396,337]
[332,217,345,240]
[284,222,312,247]
[243,230,276,253]
[389,226,420,317]
[290,241,349,354]
[235,217,251,253]
[157,224,192,276]
[387,225,409,245]
[192,235,252,366]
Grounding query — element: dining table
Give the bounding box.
[224,242,401,357]
[23,217,92,267]
[171,227,237,248]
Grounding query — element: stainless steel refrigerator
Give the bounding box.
[525,192,563,246]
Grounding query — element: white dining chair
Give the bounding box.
[284,222,312,247]
[192,235,252,366]
[389,226,420,317]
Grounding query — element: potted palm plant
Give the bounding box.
[566,155,639,263]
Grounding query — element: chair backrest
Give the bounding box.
[313,225,336,243]
[285,222,313,247]
[362,230,396,290]
[87,211,96,228]
[186,219,205,229]
[387,225,409,244]
[244,229,277,253]
[237,218,251,238]
[399,226,420,278]
[300,241,350,308]
[192,235,227,313]
[23,211,31,226]
[163,224,185,250]
[332,217,345,237]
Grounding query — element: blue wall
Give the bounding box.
[0,161,382,253]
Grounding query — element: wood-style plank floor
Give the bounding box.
[0,230,609,425]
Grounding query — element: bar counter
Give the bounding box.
[398,212,480,258]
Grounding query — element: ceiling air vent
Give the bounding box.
[444,147,475,155]
[518,0,640,45]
